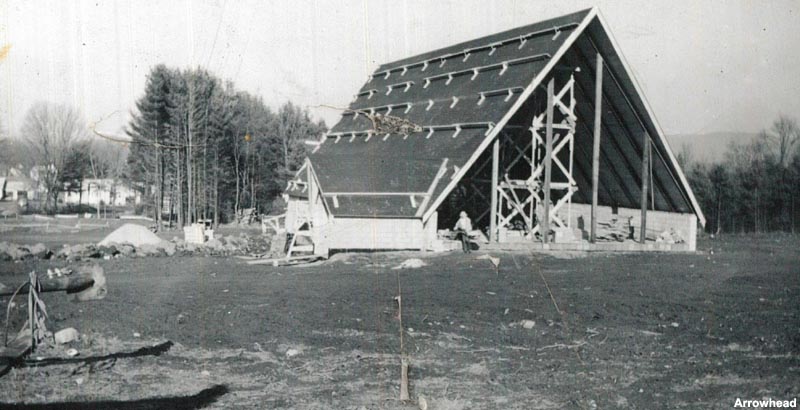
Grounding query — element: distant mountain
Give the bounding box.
[665,132,759,164]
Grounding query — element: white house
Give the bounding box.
[61,179,142,207]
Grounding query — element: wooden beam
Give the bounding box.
[591,53,603,243]
[415,158,449,217]
[490,138,500,242]
[542,78,555,243]
[326,192,429,197]
[306,161,314,228]
[640,135,650,243]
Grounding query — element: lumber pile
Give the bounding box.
[595,217,633,242]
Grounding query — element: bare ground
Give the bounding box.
[0,231,798,409]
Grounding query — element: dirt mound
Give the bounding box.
[98,223,166,247]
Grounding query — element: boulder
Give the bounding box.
[117,244,136,257]
[29,243,52,259]
[138,243,163,256]
[97,245,119,257]
[54,328,80,344]
[204,238,223,250]
[161,241,177,256]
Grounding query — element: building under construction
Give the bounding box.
[282,7,704,256]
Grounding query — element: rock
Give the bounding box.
[0,242,31,261]
[97,245,118,257]
[521,320,536,329]
[29,243,52,259]
[56,244,72,259]
[117,244,135,257]
[70,244,89,255]
[285,348,301,358]
[138,243,162,256]
[392,258,427,269]
[66,348,79,357]
[205,238,223,250]
[161,241,177,256]
[54,328,80,344]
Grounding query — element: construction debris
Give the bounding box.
[656,229,685,244]
[367,113,423,135]
[595,217,634,242]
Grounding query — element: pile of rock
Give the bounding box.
[172,233,258,256]
[0,242,52,261]
[0,226,268,262]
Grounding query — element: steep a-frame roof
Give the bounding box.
[307,8,705,226]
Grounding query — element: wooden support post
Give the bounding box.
[640,134,650,243]
[591,53,603,243]
[542,78,554,244]
[490,138,500,242]
[306,161,315,230]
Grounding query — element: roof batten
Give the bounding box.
[423,53,551,86]
[370,22,578,78]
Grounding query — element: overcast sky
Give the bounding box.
[0,0,798,138]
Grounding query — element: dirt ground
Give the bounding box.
[0,228,798,409]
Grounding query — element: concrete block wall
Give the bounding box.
[565,203,698,250]
[319,217,426,251]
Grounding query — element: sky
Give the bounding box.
[0,0,798,139]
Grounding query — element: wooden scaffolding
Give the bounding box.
[490,75,579,242]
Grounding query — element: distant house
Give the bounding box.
[1,175,35,202]
[61,179,142,207]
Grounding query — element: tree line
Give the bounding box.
[125,65,325,228]
[680,115,800,234]
[4,65,325,226]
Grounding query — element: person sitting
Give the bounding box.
[453,211,473,253]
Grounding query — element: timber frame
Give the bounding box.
[283,7,705,253]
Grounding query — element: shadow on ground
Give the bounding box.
[21,341,174,369]
[0,384,228,410]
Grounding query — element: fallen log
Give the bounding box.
[0,265,105,301]
[0,275,94,297]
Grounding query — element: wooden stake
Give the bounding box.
[490,138,500,242]
[542,78,554,243]
[396,273,409,401]
[400,359,410,401]
[591,54,603,244]
[640,134,650,243]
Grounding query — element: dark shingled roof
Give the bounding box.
[298,8,705,225]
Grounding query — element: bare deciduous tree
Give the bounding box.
[22,102,88,212]
[768,115,800,168]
